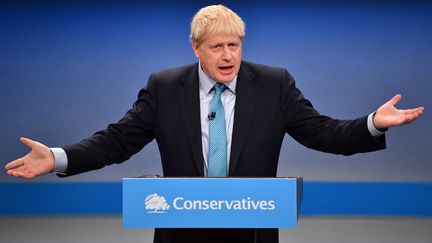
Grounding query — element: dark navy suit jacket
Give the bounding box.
[62,61,385,242]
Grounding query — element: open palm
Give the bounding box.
[373,94,424,130]
[5,138,55,179]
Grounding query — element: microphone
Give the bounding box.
[208,112,216,121]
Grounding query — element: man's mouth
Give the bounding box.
[219,66,234,71]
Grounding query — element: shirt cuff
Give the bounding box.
[367,112,386,137]
[50,147,68,173]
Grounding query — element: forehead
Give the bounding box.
[202,33,242,45]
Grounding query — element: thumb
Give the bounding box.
[388,94,402,106]
[19,137,37,150]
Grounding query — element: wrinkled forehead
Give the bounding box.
[199,32,243,47]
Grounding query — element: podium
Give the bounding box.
[123,177,302,228]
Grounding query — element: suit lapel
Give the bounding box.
[229,62,258,176]
[177,64,205,176]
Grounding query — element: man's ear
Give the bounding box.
[192,41,200,58]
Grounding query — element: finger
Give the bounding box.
[19,137,37,149]
[415,107,425,115]
[401,107,425,116]
[7,169,20,177]
[403,115,418,125]
[7,169,30,179]
[402,111,423,124]
[7,167,24,177]
[4,158,24,170]
[9,166,38,179]
[388,94,402,106]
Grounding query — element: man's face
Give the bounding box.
[192,33,242,83]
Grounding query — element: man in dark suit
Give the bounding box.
[5,4,424,243]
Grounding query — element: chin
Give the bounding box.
[217,78,234,83]
[216,74,236,83]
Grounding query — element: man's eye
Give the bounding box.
[228,44,238,50]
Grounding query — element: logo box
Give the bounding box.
[123,177,303,228]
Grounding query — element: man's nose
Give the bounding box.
[222,46,232,60]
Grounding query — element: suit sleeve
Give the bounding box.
[281,70,386,155]
[60,75,158,176]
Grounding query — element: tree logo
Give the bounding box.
[145,193,170,213]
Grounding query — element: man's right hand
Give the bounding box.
[5,137,55,179]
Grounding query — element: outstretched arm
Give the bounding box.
[4,137,55,179]
[373,94,424,130]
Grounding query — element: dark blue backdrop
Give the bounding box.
[1,1,431,183]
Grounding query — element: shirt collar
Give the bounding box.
[198,61,237,95]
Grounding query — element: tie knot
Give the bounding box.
[213,83,226,94]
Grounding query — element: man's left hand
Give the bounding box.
[373,94,424,130]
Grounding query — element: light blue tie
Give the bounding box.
[208,83,227,177]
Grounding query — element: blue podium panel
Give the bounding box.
[123,177,302,228]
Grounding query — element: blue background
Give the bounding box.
[0,0,431,216]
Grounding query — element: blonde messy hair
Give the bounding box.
[190,5,245,44]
